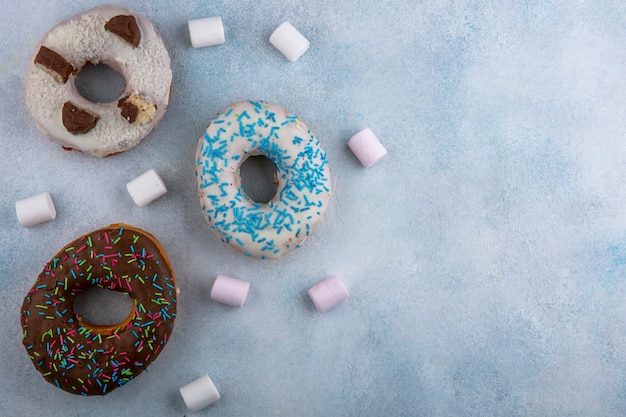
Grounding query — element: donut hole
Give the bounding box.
[240,155,279,204]
[73,287,133,326]
[74,62,126,103]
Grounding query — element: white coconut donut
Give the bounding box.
[25,5,172,157]
[195,101,332,259]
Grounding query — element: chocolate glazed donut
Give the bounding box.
[20,224,178,395]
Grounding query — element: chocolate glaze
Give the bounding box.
[62,102,99,134]
[105,15,141,47]
[20,224,178,396]
[118,96,138,124]
[34,46,74,83]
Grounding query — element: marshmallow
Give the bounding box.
[15,192,57,227]
[179,374,221,412]
[188,16,225,48]
[210,274,250,307]
[126,169,167,207]
[308,275,349,313]
[347,128,387,167]
[269,21,310,62]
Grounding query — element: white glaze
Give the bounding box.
[25,5,172,157]
[195,101,331,259]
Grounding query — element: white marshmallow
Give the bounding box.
[16,192,57,227]
[179,374,221,412]
[126,168,167,207]
[308,275,349,313]
[188,16,225,48]
[210,274,250,307]
[269,21,310,62]
[347,128,388,168]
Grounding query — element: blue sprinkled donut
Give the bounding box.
[195,100,332,259]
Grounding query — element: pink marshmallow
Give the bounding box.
[210,274,250,307]
[347,128,387,167]
[308,275,349,313]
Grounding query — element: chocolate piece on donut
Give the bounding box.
[118,96,139,123]
[33,46,73,83]
[62,101,99,134]
[118,94,156,125]
[20,224,178,395]
[105,15,141,47]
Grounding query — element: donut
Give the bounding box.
[25,5,172,157]
[195,100,332,259]
[20,224,178,396]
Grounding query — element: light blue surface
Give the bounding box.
[2,1,626,415]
